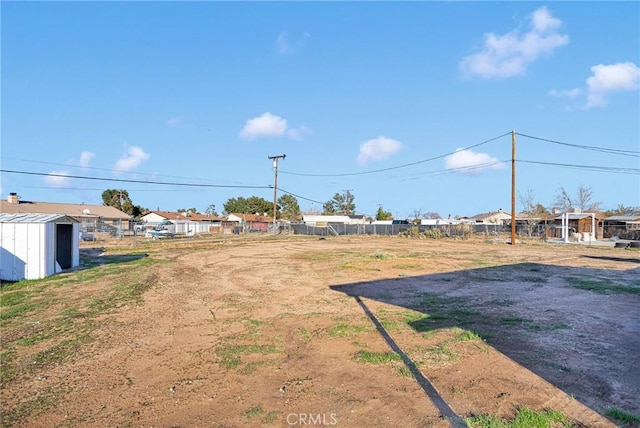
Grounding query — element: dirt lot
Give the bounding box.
[1,235,639,427]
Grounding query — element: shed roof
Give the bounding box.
[0,213,79,223]
[605,215,640,221]
[0,200,129,220]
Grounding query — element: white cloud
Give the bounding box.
[585,62,640,108]
[114,146,150,172]
[44,170,71,187]
[240,112,287,139]
[460,6,569,79]
[79,151,95,167]
[239,112,310,141]
[275,31,310,55]
[356,137,403,166]
[445,149,504,173]
[166,116,183,127]
[548,88,581,98]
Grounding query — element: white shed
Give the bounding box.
[0,213,80,281]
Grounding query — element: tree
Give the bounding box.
[177,207,199,215]
[323,192,356,215]
[518,187,547,237]
[204,204,218,216]
[423,212,442,219]
[101,189,146,218]
[278,194,301,220]
[375,206,393,221]
[223,196,274,216]
[553,184,601,212]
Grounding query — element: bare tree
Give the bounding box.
[553,184,600,212]
[518,187,539,237]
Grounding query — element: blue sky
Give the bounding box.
[2,2,639,218]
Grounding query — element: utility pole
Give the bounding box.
[268,154,286,233]
[511,130,516,246]
[343,189,353,215]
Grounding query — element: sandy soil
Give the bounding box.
[2,235,639,427]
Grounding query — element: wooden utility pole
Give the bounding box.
[511,130,516,246]
[268,154,286,233]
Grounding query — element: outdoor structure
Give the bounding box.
[301,214,368,226]
[468,209,512,225]
[553,212,603,241]
[227,213,274,233]
[0,213,80,281]
[603,215,640,240]
[0,193,130,235]
[140,210,224,235]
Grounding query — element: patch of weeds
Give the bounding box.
[604,408,640,425]
[216,344,281,369]
[370,251,391,260]
[466,406,575,427]
[354,350,401,364]
[298,328,312,341]
[500,316,530,325]
[3,387,61,425]
[327,324,369,338]
[31,335,92,368]
[86,272,159,314]
[565,277,640,295]
[0,288,43,321]
[393,365,414,378]
[408,313,448,332]
[244,404,263,419]
[518,276,548,284]
[379,320,399,331]
[391,263,421,270]
[0,348,17,384]
[340,262,355,269]
[262,410,282,424]
[453,328,483,342]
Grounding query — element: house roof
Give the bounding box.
[142,210,222,222]
[228,213,274,222]
[469,210,511,220]
[0,200,130,220]
[0,213,79,223]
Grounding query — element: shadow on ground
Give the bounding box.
[330,261,640,423]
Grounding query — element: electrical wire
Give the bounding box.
[0,169,272,189]
[517,159,640,174]
[280,132,512,177]
[516,133,640,157]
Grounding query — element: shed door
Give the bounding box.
[56,224,73,269]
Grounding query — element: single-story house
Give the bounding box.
[0,193,130,233]
[468,209,512,225]
[140,210,225,234]
[227,213,274,232]
[0,213,80,281]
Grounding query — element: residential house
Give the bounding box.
[0,193,130,234]
[226,213,275,233]
[302,214,368,226]
[140,210,226,235]
[468,209,512,225]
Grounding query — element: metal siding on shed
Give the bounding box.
[0,223,20,281]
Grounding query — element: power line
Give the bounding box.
[0,169,272,189]
[516,132,640,157]
[517,159,640,174]
[0,156,251,186]
[280,132,512,177]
